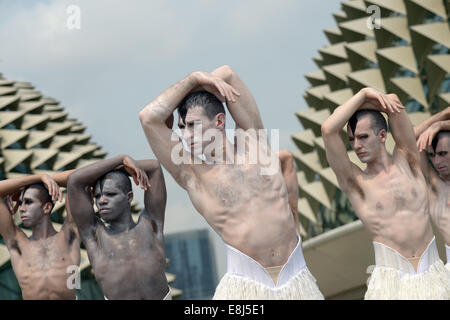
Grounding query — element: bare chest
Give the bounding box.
[91,225,163,272]
[11,238,74,283]
[189,164,283,211]
[430,185,450,224]
[359,169,427,218]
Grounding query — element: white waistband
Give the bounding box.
[446,244,450,264]
[225,235,306,288]
[373,237,439,275]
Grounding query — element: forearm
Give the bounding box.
[139,73,198,125]
[388,109,417,152]
[67,155,126,188]
[51,170,76,188]
[414,107,450,138]
[437,120,450,131]
[135,159,160,174]
[211,65,263,129]
[0,174,45,197]
[321,90,366,136]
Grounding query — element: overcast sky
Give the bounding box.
[0,0,341,277]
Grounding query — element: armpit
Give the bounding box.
[346,177,365,200]
[9,239,22,255]
[406,153,421,178]
[67,229,77,246]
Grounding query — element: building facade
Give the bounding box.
[295,0,449,299]
[165,229,218,300]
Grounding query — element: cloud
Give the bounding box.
[228,0,298,39]
[0,0,194,72]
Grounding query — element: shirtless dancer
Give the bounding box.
[0,171,80,300]
[67,155,170,300]
[321,87,450,299]
[139,65,323,299]
[414,107,450,269]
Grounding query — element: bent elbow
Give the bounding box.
[221,65,233,73]
[321,122,330,137]
[66,173,79,191]
[218,65,234,80]
[279,150,293,162]
[139,106,155,126]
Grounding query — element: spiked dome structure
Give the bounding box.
[295,0,449,299]
[0,72,181,299]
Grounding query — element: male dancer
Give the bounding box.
[139,65,323,299]
[0,171,80,299]
[414,107,450,269]
[321,87,450,299]
[67,155,170,300]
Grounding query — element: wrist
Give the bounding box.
[188,72,200,85]
[119,154,128,164]
[445,107,450,118]
[358,88,367,98]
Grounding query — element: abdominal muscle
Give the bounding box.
[192,184,298,268]
[358,196,434,258]
[13,258,76,300]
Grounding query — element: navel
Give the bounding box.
[376,202,384,211]
[411,188,418,198]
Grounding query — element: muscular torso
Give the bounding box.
[428,180,450,246]
[9,229,79,300]
[346,153,434,258]
[185,137,298,267]
[84,216,168,300]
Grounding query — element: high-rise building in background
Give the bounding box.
[165,229,218,300]
[294,0,449,299]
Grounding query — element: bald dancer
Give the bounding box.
[139,65,323,299]
[0,171,80,300]
[67,154,170,300]
[321,87,450,299]
[414,107,450,269]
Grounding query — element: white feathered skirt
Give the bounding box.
[213,236,324,300]
[365,237,450,300]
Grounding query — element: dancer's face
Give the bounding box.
[429,134,450,180]
[347,116,385,164]
[94,178,131,222]
[18,188,50,228]
[179,106,217,156]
